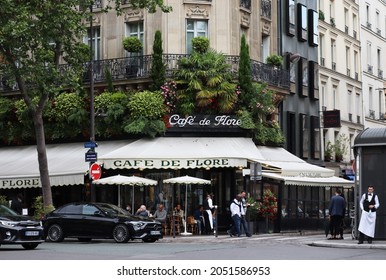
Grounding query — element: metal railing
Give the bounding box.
[1,54,290,93]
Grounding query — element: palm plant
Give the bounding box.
[175,44,238,114]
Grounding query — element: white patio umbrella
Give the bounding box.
[93,174,157,213]
[163,175,211,235]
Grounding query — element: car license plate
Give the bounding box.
[25,231,39,236]
[150,230,161,235]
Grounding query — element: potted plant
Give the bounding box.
[324,141,333,161]
[266,54,283,68]
[123,37,143,76]
[319,10,325,21]
[122,37,142,53]
[334,134,349,162]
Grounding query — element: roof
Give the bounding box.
[353,128,386,147]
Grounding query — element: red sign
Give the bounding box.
[90,163,102,180]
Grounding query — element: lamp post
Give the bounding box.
[89,2,96,202]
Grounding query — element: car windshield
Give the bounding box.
[0,205,18,216]
[97,203,129,217]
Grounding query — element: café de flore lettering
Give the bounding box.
[111,114,245,169]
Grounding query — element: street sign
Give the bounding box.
[250,162,262,181]
[84,141,98,148]
[85,150,97,162]
[90,163,102,180]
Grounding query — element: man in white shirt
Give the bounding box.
[358,185,380,244]
[227,195,242,237]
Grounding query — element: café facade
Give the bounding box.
[0,114,353,232]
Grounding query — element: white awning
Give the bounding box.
[256,145,335,177]
[98,137,264,170]
[0,140,129,189]
[255,146,353,187]
[262,172,354,187]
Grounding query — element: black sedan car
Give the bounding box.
[0,204,45,250]
[42,202,163,243]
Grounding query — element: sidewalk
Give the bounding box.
[161,232,386,249]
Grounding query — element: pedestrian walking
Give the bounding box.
[358,185,380,244]
[227,194,242,237]
[328,189,345,239]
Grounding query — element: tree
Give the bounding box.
[0,0,171,210]
[238,34,253,108]
[150,30,166,91]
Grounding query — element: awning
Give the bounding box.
[0,140,129,189]
[98,137,264,170]
[255,146,354,187]
[262,172,354,187]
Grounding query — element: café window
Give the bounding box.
[308,9,318,46]
[286,0,296,36]
[297,4,307,41]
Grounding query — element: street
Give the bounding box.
[1,233,385,260]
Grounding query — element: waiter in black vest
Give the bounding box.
[358,185,380,244]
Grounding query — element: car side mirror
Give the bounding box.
[93,210,104,217]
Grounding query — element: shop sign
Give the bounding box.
[1,178,40,188]
[168,114,242,128]
[112,158,242,169]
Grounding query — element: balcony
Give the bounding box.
[366,22,372,29]
[353,30,357,39]
[368,64,373,74]
[357,115,361,124]
[355,72,359,80]
[348,113,352,122]
[332,62,336,70]
[345,25,349,34]
[378,69,383,79]
[380,112,386,120]
[1,54,290,94]
[346,68,350,77]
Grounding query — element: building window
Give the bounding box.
[332,85,337,109]
[286,0,296,36]
[331,39,336,70]
[308,9,318,46]
[286,112,296,154]
[309,61,319,100]
[84,26,101,60]
[297,4,308,41]
[298,58,308,97]
[311,116,320,160]
[125,21,144,56]
[186,19,208,54]
[299,114,309,159]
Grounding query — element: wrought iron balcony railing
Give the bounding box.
[1,54,289,93]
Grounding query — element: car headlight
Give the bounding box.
[0,220,18,227]
[131,221,145,229]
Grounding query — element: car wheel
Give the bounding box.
[113,224,130,243]
[143,238,157,243]
[22,243,39,250]
[78,238,92,242]
[47,224,64,242]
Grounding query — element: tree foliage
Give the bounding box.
[175,39,238,114]
[150,30,166,91]
[0,0,171,208]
